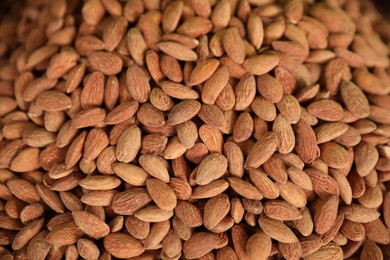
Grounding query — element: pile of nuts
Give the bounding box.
[0,0,390,259]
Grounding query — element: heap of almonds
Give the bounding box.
[0,0,390,259]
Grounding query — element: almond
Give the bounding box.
[183,232,219,259]
[134,205,173,222]
[104,232,145,259]
[116,125,141,163]
[174,200,202,227]
[112,188,152,215]
[246,232,272,260]
[243,53,280,75]
[203,194,230,229]
[354,142,379,177]
[305,168,339,198]
[72,211,110,239]
[157,41,198,62]
[146,178,177,211]
[196,153,228,185]
[227,177,263,200]
[259,215,298,243]
[264,200,302,221]
[245,132,278,169]
[167,100,201,126]
[249,168,279,199]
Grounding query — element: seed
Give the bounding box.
[0,0,389,259]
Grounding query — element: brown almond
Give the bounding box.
[276,181,307,208]
[196,153,228,185]
[257,74,284,103]
[249,168,279,199]
[70,107,106,129]
[72,211,110,239]
[204,194,230,230]
[36,183,65,214]
[234,74,256,111]
[340,80,370,118]
[188,58,220,86]
[134,205,173,222]
[223,27,245,64]
[7,179,40,204]
[116,125,141,163]
[227,177,263,200]
[88,51,123,75]
[354,142,379,177]
[162,1,184,33]
[243,53,280,75]
[45,220,84,246]
[112,163,149,186]
[79,175,121,190]
[112,188,152,215]
[307,100,344,122]
[125,215,150,240]
[341,204,380,223]
[320,142,349,169]
[183,232,219,259]
[146,178,177,211]
[245,132,278,169]
[361,240,383,260]
[167,100,201,126]
[12,218,44,250]
[293,120,319,163]
[246,232,272,260]
[104,232,145,259]
[77,238,100,260]
[276,94,301,124]
[313,196,339,234]
[174,200,202,227]
[126,64,151,103]
[202,65,230,104]
[157,41,198,62]
[264,200,302,221]
[191,180,229,199]
[139,154,170,183]
[303,242,343,260]
[259,215,298,243]
[36,91,72,112]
